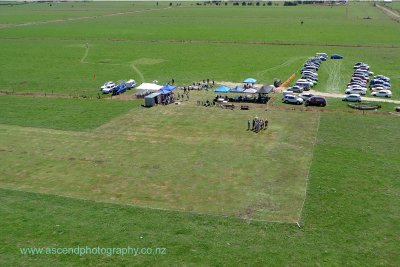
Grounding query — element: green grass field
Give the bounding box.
[0,95,138,130]
[1,2,399,266]
[0,1,399,97]
[1,112,398,266]
[0,94,320,222]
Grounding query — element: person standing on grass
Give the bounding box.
[247,119,251,131]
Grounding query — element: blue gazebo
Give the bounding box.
[243,78,257,84]
[160,84,176,91]
[214,85,231,93]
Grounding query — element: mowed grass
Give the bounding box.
[1,112,398,266]
[0,96,319,222]
[0,96,138,131]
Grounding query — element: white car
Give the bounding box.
[370,85,390,91]
[287,85,304,93]
[299,93,314,100]
[282,90,294,97]
[126,79,136,89]
[345,87,366,95]
[342,94,361,102]
[296,80,313,90]
[283,95,304,105]
[100,81,116,94]
[371,90,392,98]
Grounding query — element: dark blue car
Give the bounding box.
[330,54,344,59]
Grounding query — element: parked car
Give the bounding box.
[371,90,392,98]
[283,95,304,105]
[354,62,369,69]
[299,93,314,100]
[305,78,317,85]
[101,81,116,94]
[287,86,304,93]
[316,53,328,60]
[125,79,136,89]
[345,87,366,95]
[330,54,344,59]
[282,91,294,97]
[302,74,318,81]
[348,81,367,88]
[342,94,361,102]
[374,75,390,82]
[305,96,326,107]
[371,85,391,91]
[295,81,312,90]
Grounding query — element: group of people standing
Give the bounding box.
[177,91,190,101]
[161,94,175,105]
[247,117,268,133]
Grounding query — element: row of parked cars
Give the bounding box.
[282,93,327,106]
[370,75,391,98]
[283,53,327,95]
[282,53,327,107]
[343,62,372,102]
[343,62,392,102]
[99,79,136,95]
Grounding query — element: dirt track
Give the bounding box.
[0,7,172,29]
[308,90,400,104]
[376,4,400,22]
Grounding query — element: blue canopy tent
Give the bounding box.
[229,86,245,93]
[214,85,231,93]
[158,89,172,95]
[243,78,257,84]
[161,84,176,91]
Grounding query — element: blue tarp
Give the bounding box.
[159,89,172,95]
[243,78,257,83]
[214,85,231,93]
[229,86,245,93]
[161,84,176,91]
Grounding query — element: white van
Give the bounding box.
[296,80,313,90]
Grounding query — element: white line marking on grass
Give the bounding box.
[256,56,305,80]
[130,63,145,83]
[296,112,321,226]
[0,7,173,30]
[80,44,90,63]
[1,187,299,225]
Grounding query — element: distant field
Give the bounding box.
[386,2,400,13]
[0,2,153,24]
[0,2,399,98]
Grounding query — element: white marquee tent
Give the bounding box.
[136,83,163,91]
